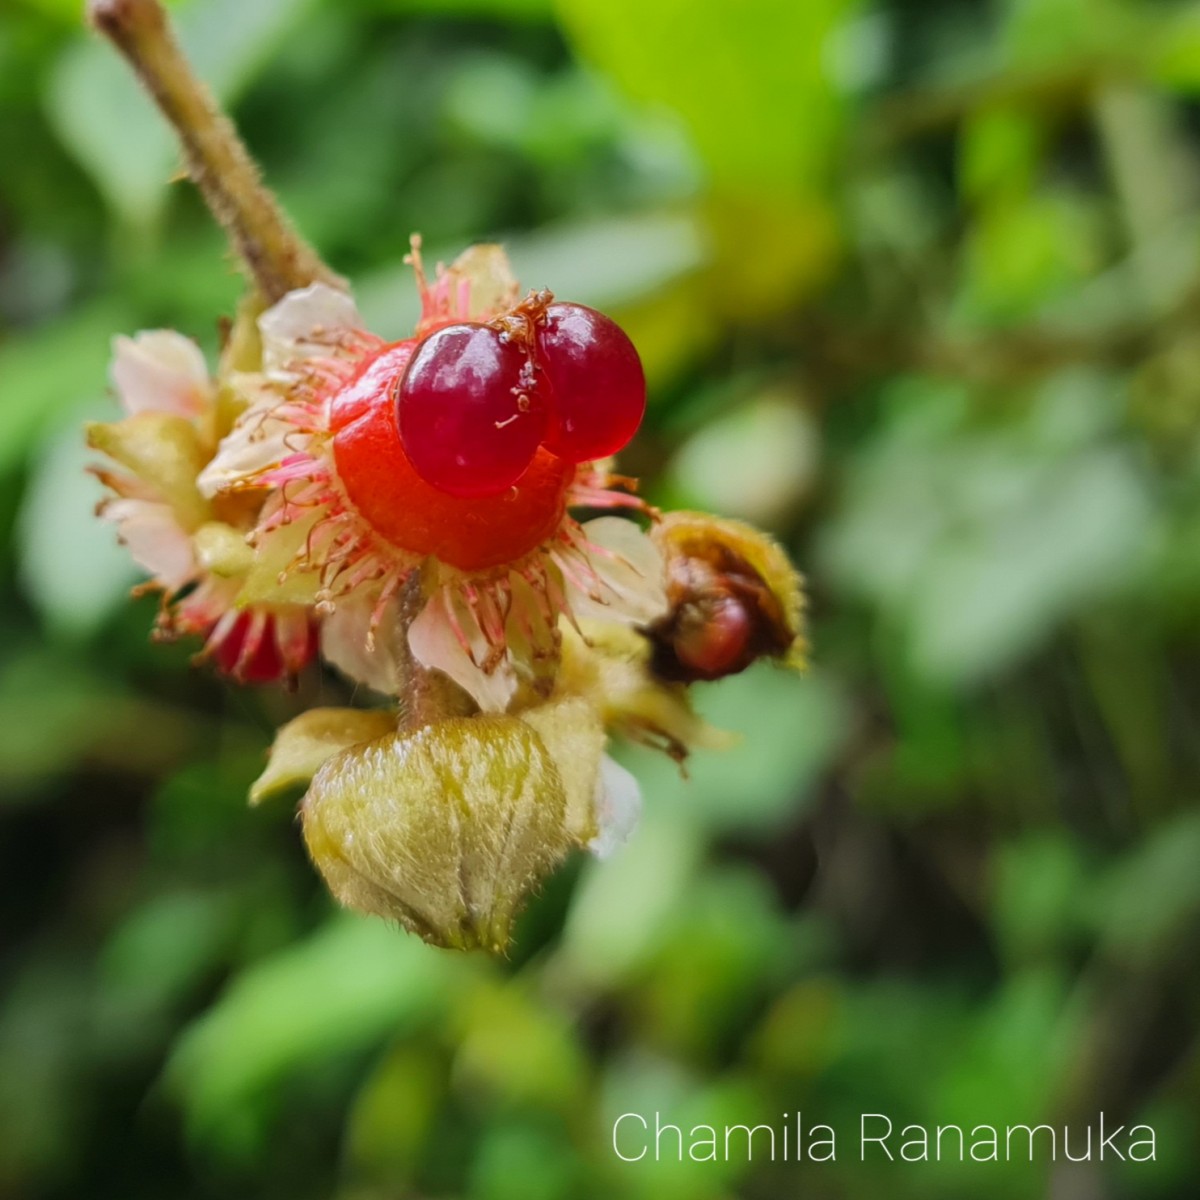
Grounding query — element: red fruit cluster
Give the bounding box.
[330,343,572,572]
[395,301,646,498]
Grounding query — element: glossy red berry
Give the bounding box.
[332,343,573,572]
[396,323,546,498]
[671,595,756,680]
[535,303,646,463]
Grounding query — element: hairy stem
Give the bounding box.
[87,0,343,302]
[394,570,473,731]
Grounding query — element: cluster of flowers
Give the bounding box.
[89,241,806,952]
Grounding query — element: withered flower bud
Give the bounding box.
[646,512,806,684]
[301,717,572,952]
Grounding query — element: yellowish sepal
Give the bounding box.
[250,707,397,806]
[86,412,211,531]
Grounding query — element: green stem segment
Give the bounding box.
[87,0,344,302]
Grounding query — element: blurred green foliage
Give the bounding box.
[3,0,1200,1197]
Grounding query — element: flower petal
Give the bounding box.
[234,505,325,607]
[258,283,362,373]
[321,593,410,697]
[271,605,320,675]
[408,588,517,712]
[557,621,737,760]
[195,398,296,497]
[174,575,240,635]
[566,516,668,626]
[110,330,211,419]
[102,497,196,591]
[588,753,642,859]
[191,520,254,578]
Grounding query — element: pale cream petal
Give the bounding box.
[320,593,410,697]
[452,244,519,319]
[587,754,642,859]
[196,405,296,497]
[104,497,196,591]
[111,330,211,419]
[503,571,561,696]
[220,370,279,415]
[90,466,159,503]
[408,589,517,712]
[567,516,668,626]
[445,244,519,320]
[258,283,362,372]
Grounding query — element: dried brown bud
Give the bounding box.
[646,512,806,683]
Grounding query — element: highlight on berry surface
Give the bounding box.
[396,321,549,498]
[394,294,647,496]
[83,0,807,954]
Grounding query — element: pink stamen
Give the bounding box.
[236,609,268,673]
[365,570,406,651]
[442,589,481,668]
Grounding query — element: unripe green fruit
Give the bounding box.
[301,716,572,952]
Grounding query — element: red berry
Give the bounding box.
[396,323,546,498]
[332,343,573,572]
[535,303,645,463]
[672,595,755,680]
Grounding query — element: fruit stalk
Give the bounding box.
[394,569,470,731]
[87,0,344,302]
